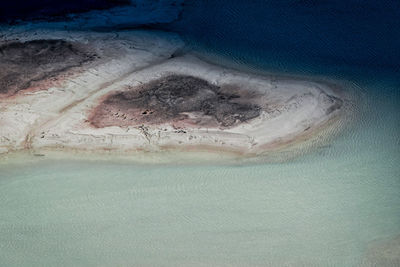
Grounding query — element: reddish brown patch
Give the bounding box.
[0,39,97,99]
[88,75,262,129]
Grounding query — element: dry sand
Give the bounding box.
[0,28,352,161]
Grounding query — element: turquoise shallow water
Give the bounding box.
[0,0,399,266]
[0,70,399,266]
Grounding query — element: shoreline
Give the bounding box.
[0,27,355,163]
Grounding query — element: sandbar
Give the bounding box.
[0,28,352,161]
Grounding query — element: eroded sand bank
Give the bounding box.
[0,28,352,161]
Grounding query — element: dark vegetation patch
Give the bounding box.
[90,75,261,128]
[0,39,96,96]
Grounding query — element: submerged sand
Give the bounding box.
[0,28,352,160]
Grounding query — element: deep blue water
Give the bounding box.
[0,0,130,22]
[167,0,400,76]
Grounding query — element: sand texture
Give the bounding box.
[0,28,351,159]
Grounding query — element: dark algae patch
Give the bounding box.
[90,75,261,128]
[0,39,96,97]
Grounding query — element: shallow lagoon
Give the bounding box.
[0,71,399,266]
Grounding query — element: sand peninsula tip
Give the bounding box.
[0,28,351,160]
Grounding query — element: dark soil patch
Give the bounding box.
[0,39,96,96]
[90,75,261,128]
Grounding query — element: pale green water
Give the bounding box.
[0,74,399,266]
